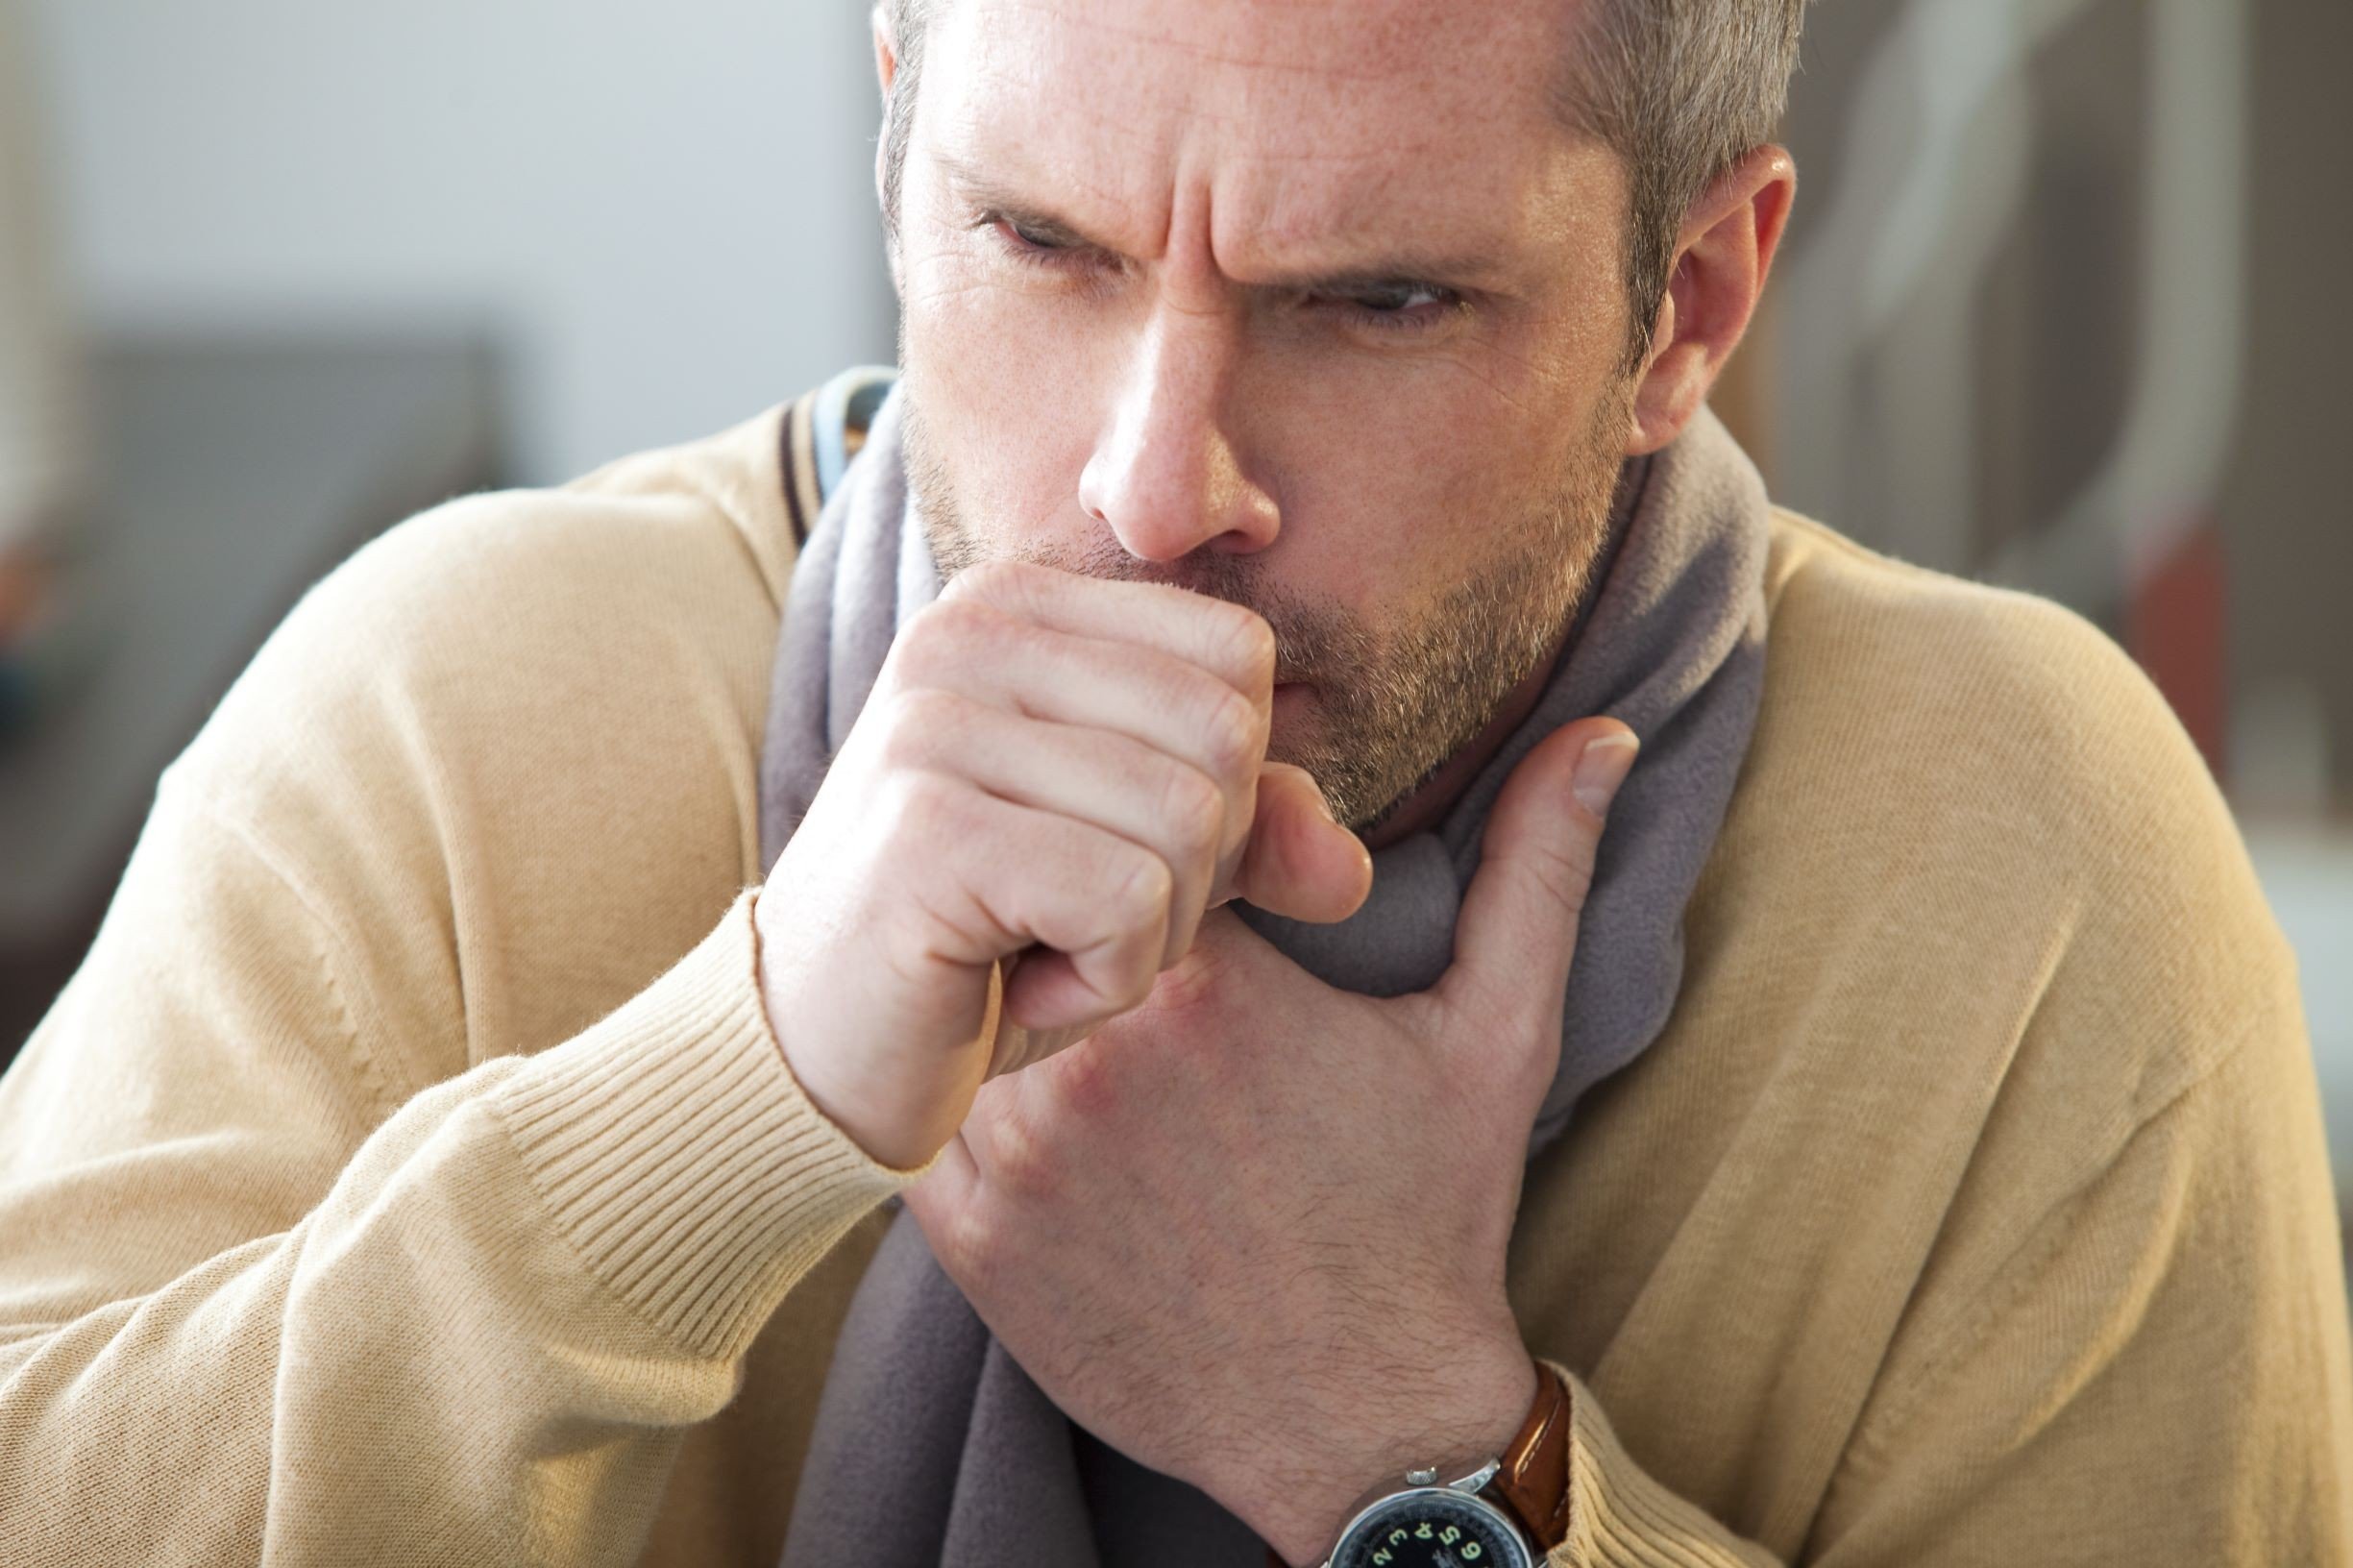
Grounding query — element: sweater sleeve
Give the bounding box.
[0,769,933,1565]
[1531,984,2353,1568]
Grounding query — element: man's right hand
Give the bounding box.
[753,559,1375,1170]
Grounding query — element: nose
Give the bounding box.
[1077,300,1281,562]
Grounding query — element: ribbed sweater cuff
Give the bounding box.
[489,885,937,1360]
[1548,1361,1771,1568]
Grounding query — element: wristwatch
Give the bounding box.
[1267,1359,1573,1568]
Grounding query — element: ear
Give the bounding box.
[1626,144,1798,456]
[872,3,906,296]
[872,3,901,96]
[871,3,899,213]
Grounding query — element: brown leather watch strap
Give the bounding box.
[1483,1359,1574,1552]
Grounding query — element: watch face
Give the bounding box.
[1330,1488,1532,1568]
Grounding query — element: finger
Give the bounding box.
[896,597,1265,781]
[900,1127,983,1255]
[994,955,1102,1067]
[905,775,1174,1033]
[887,597,1268,876]
[1224,762,1372,924]
[978,953,1089,1081]
[883,688,1229,968]
[937,558,1278,718]
[1433,719,1638,1038]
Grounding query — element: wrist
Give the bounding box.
[752,891,972,1173]
[1232,1337,1538,1567]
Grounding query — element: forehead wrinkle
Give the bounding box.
[951,0,1423,175]
[1209,135,1556,290]
[931,44,1178,256]
[939,0,1587,287]
[958,0,1572,109]
[943,107,1539,292]
[990,0,1414,86]
[937,141,1163,258]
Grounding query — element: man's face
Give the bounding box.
[893,0,1643,831]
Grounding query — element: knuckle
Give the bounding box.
[1096,850,1172,1004]
[903,595,997,663]
[1111,959,1161,1015]
[988,1109,1064,1205]
[948,556,1041,609]
[1212,600,1277,683]
[1049,1039,1122,1120]
[942,556,1006,598]
[1243,614,1279,684]
[1199,685,1262,777]
[880,768,966,849]
[1159,763,1226,859]
[933,1197,1001,1285]
[875,687,968,769]
[1528,834,1599,909]
[1109,845,1174,930]
[1506,1024,1560,1099]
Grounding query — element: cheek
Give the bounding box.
[1245,344,1567,561]
[902,272,1112,538]
[1249,398,1517,609]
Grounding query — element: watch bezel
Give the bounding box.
[1322,1482,1535,1568]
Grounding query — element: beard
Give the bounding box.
[899,380,1635,835]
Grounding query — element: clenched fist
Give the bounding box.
[754,559,1375,1169]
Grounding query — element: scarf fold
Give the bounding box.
[766,368,1771,1567]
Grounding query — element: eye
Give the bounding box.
[1353,281,1448,313]
[1322,279,1465,334]
[997,216,1066,255]
[979,211,1092,271]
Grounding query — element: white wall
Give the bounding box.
[23,0,896,484]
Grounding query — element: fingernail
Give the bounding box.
[1571,732,1640,819]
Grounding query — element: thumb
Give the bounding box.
[1434,718,1639,1033]
[1225,762,1373,924]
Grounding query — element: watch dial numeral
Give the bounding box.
[1340,1497,1518,1568]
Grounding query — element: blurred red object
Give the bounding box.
[2127,519,2229,788]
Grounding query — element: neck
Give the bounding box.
[1360,614,1577,851]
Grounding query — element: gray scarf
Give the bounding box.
[766,371,1770,1567]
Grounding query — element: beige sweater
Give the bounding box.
[1,400,2346,1567]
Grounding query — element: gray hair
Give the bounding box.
[877,0,1806,376]
[1559,0,1807,374]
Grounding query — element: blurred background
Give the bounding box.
[0,2,2344,1263]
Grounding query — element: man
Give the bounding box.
[1,1,2346,1564]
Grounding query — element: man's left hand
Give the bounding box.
[902,718,1638,1565]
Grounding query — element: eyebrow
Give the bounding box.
[935,150,1518,295]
